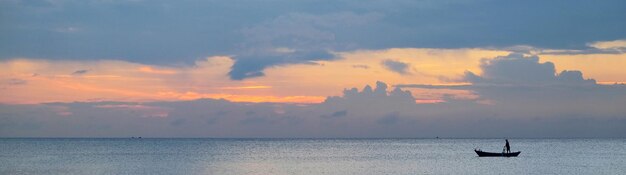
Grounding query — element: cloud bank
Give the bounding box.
[2,0,625,79]
[2,59,625,138]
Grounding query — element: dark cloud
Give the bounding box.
[229,12,378,79]
[228,51,335,80]
[71,70,89,75]
[228,58,270,80]
[2,0,625,79]
[382,60,410,75]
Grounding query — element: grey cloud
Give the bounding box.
[382,60,410,75]
[230,12,380,79]
[245,111,256,116]
[2,54,626,138]
[468,54,556,84]
[396,84,470,90]
[206,117,220,125]
[400,54,626,112]
[331,110,348,117]
[1,79,626,138]
[321,110,348,119]
[377,112,400,125]
[458,53,597,86]
[0,82,421,138]
[71,70,89,75]
[228,51,335,80]
[239,116,269,125]
[215,111,229,116]
[506,40,626,55]
[323,81,416,109]
[6,78,27,85]
[557,70,597,85]
[2,0,625,80]
[206,110,228,124]
[352,65,369,69]
[170,118,186,127]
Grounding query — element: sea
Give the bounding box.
[1,138,625,175]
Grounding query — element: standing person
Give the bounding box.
[505,139,511,153]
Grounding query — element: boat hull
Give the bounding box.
[474,150,520,157]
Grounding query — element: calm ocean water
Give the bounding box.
[1,138,625,175]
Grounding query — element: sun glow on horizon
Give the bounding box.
[1,47,626,105]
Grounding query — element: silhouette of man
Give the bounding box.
[505,139,511,153]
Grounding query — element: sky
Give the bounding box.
[1,0,626,138]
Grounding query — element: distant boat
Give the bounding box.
[474,149,520,157]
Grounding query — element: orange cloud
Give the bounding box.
[219,86,272,90]
[2,47,625,105]
[539,53,626,84]
[138,66,177,75]
[587,39,626,49]
[155,91,325,103]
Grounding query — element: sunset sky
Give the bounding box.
[1,0,625,138]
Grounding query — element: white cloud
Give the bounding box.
[588,39,626,50]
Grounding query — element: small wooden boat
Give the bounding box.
[474,149,520,157]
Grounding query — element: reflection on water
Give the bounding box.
[1,138,625,174]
